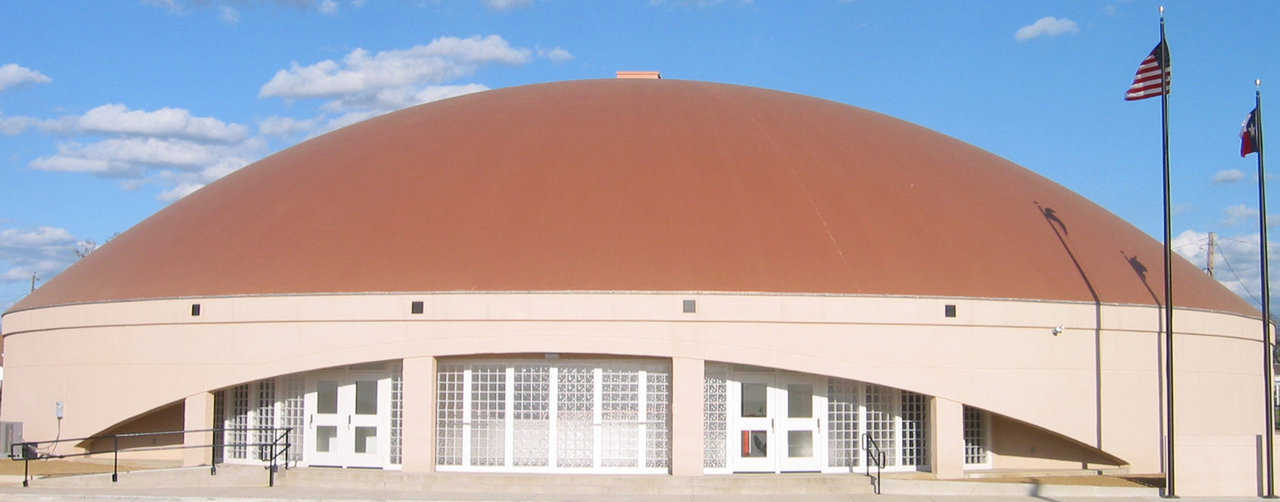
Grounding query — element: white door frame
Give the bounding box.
[304,367,392,468]
[729,371,776,472]
[728,369,826,473]
[776,373,825,472]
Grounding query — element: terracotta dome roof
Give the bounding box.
[8,79,1256,315]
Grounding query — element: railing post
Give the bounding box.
[268,430,277,488]
[210,427,218,476]
[112,436,119,483]
[22,455,29,487]
[284,427,290,469]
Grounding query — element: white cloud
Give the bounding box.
[413,83,488,103]
[313,83,489,134]
[159,182,207,201]
[319,0,338,14]
[259,35,531,99]
[1174,229,1280,311]
[0,113,38,135]
[9,103,252,194]
[323,110,383,132]
[322,83,489,114]
[258,38,523,136]
[0,227,73,249]
[539,47,574,62]
[1212,169,1246,184]
[0,63,52,92]
[1015,17,1080,42]
[35,138,215,171]
[70,104,249,143]
[484,0,533,10]
[1223,204,1261,227]
[30,135,266,198]
[0,226,95,285]
[219,5,240,23]
[259,115,321,137]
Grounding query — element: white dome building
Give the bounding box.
[0,77,1269,495]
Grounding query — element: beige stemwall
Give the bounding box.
[182,393,214,467]
[671,357,705,476]
[930,397,964,479]
[0,292,1268,495]
[401,356,436,472]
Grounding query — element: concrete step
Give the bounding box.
[276,468,876,495]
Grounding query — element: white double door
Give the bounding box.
[730,371,826,472]
[305,368,391,468]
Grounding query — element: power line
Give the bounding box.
[1218,249,1264,306]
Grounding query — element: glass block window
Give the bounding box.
[900,391,927,467]
[703,365,728,469]
[438,359,669,473]
[436,364,465,466]
[229,384,249,460]
[282,376,304,464]
[470,365,507,466]
[600,368,640,468]
[827,379,860,468]
[390,364,403,465]
[963,405,988,465]
[512,365,550,467]
[212,390,225,464]
[864,384,896,466]
[645,370,670,468]
[255,380,276,461]
[556,366,595,468]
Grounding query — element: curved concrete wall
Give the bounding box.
[0,291,1268,495]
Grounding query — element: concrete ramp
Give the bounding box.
[16,464,269,489]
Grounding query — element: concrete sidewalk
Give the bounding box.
[0,486,1270,502]
[0,464,1253,502]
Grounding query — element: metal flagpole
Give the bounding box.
[1257,79,1275,499]
[1158,6,1176,498]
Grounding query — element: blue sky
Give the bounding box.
[2,0,1279,314]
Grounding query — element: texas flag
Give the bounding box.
[1242,108,1260,157]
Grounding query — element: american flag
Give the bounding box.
[1125,41,1170,101]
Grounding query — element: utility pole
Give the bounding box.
[1206,232,1216,278]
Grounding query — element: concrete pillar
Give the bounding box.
[930,396,964,479]
[402,356,437,472]
[182,392,214,467]
[671,357,704,476]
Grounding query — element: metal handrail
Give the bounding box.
[7,427,293,488]
[863,432,885,495]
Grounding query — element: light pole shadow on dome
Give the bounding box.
[1035,201,1104,457]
